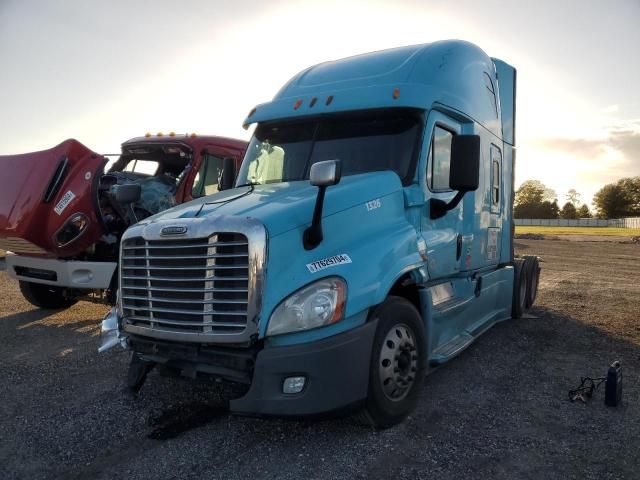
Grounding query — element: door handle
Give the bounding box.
[456,234,462,260]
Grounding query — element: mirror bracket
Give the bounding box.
[303,186,327,250]
[303,160,341,250]
[430,191,465,220]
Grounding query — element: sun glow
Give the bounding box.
[1,0,637,206]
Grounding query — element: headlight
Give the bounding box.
[266,277,346,336]
[56,213,89,247]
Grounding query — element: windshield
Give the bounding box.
[236,109,423,186]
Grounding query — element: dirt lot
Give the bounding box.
[1,239,639,480]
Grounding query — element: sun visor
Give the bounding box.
[242,83,433,129]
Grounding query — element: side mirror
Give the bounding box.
[449,135,480,192]
[219,157,237,191]
[310,159,342,187]
[430,135,480,220]
[304,160,342,250]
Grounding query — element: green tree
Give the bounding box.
[618,177,640,214]
[593,177,640,218]
[577,204,591,218]
[560,202,578,219]
[514,180,558,218]
[566,189,582,206]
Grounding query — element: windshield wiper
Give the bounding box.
[195,183,255,217]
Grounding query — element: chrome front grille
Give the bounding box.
[120,233,250,337]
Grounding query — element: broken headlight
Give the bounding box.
[56,213,89,247]
[266,277,346,336]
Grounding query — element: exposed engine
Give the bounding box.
[98,171,178,237]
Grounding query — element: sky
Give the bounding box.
[1,0,639,207]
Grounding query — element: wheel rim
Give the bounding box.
[378,323,418,402]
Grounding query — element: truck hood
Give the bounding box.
[138,171,404,237]
[0,139,106,257]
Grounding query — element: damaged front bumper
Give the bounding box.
[98,308,377,416]
[98,307,128,353]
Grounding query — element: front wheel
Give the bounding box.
[19,281,77,309]
[357,296,427,429]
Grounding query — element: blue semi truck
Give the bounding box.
[100,40,540,427]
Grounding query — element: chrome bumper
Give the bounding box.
[98,307,128,353]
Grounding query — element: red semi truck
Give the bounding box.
[0,133,247,308]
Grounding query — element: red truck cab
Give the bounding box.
[0,133,247,308]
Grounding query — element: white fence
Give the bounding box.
[515,217,640,228]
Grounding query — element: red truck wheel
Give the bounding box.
[19,281,77,309]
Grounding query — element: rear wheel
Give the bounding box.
[523,256,540,308]
[19,281,77,309]
[357,296,426,429]
[511,259,527,319]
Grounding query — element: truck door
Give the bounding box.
[487,144,502,265]
[420,112,464,279]
[191,153,224,199]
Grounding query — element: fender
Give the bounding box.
[259,187,425,342]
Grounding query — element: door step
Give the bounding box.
[430,332,474,365]
[432,296,471,314]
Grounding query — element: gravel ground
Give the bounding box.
[1,239,639,479]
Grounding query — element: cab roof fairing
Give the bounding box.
[243,40,511,141]
[121,135,248,154]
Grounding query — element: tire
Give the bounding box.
[19,281,77,309]
[511,259,527,319]
[357,296,427,429]
[523,256,540,309]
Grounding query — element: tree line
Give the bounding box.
[514,176,640,219]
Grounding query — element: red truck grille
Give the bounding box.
[120,234,250,336]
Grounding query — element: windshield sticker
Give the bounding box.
[307,254,352,273]
[54,190,76,215]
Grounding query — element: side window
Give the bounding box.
[491,146,501,212]
[192,154,224,198]
[429,126,453,191]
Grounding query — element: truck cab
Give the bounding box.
[101,40,538,427]
[0,134,246,308]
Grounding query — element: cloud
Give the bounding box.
[533,137,605,158]
[527,127,640,204]
[609,130,640,161]
[533,127,640,167]
[601,104,619,114]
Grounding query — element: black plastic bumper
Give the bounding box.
[230,320,377,416]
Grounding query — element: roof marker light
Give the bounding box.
[294,99,303,110]
[309,97,317,108]
[191,133,197,138]
[144,132,151,138]
[393,88,400,99]
[169,131,175,137]
[157,132,164,137]
[326,95,334,106]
